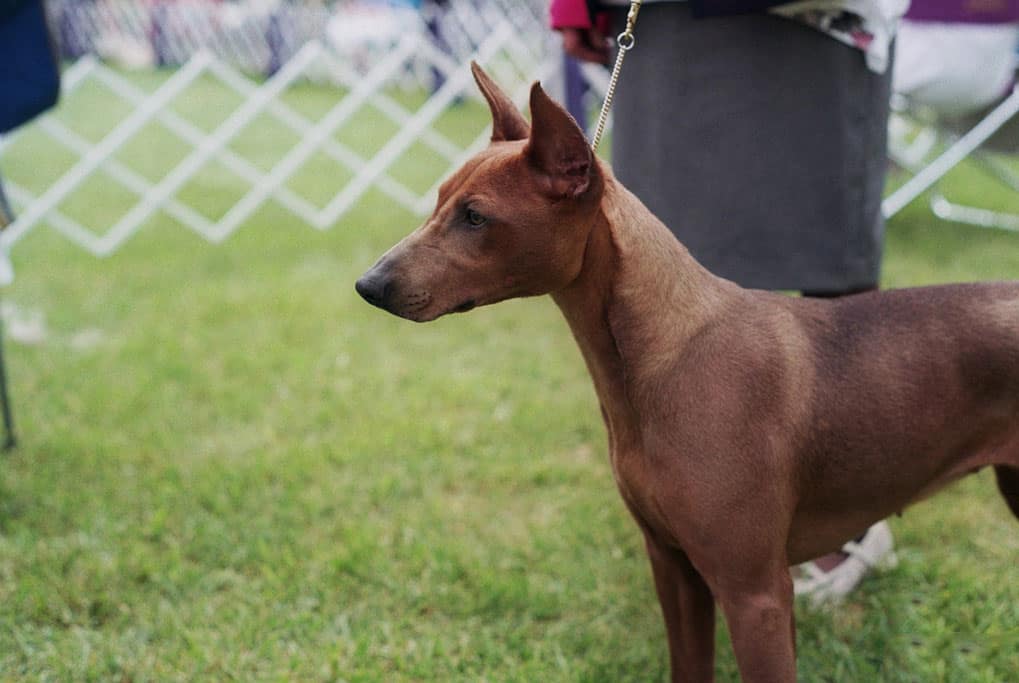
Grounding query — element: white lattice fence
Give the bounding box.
[0,1,579,285]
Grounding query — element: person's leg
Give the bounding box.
[611,5,890,293]
[611,4,897,602]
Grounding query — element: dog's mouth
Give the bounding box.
[388,296,476,323]
[371,293,478,323]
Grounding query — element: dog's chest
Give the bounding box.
[605,441,682,539]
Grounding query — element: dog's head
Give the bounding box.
[355,62,604,322]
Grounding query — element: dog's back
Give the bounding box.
[747,283,1019,559]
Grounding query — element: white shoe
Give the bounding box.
[793,521,898,606]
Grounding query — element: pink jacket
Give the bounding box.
[549,0,595,29]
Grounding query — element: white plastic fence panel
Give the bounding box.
[0,0,570,284]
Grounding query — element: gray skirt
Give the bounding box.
[610,4,892,293]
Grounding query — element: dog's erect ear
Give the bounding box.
[525,82,592,199]
[471,61,529,142]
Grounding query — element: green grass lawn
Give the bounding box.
[0,73,1017,682]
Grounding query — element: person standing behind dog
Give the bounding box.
[550,0,905,602]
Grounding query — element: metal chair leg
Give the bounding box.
[0,171,12,228]
[883,86,1019,219]
[0,317,15,451]
[0,174,17,451]
[930,190,1019,232]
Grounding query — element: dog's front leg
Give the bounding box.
[713,565,796,683]
[645,536,717,682]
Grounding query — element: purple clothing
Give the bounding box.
[906,0,1019,24]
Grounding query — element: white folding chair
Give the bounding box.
[884,18,1019,230]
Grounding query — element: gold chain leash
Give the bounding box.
[590,0,643,153]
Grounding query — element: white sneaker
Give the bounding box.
[793,520,898,606]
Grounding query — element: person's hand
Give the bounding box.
[561,27,611,65]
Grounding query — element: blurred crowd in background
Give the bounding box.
[47,0,536,79]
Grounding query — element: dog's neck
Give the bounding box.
[551,170,735,454]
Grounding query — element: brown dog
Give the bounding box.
[356,63,1019,681]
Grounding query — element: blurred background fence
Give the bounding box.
[0,0,608,284]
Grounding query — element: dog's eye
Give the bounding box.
[465,208,487,228]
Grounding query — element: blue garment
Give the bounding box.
[0,0,60,133]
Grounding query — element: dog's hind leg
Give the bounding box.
[994,465,1019,520]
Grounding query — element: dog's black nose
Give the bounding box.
[355,273,391,309]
